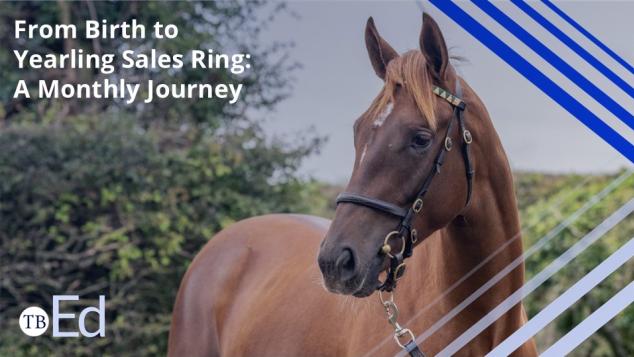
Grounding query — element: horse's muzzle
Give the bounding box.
[317,245,361,293]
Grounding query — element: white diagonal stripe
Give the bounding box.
[434,197,634,357]
[391,170,631,357]
[375,168,627,357]
[486,237,634,356]
[541,280,634,357]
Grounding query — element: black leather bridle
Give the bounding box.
[335,80,474,293]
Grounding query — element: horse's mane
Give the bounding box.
[364,50,437,129]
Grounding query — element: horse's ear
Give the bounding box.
[420,13,449,81]
[365,17,398,80]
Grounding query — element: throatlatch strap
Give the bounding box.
[453,80,474,206]
[458,109,474,205]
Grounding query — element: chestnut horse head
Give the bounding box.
[318,14,481,297]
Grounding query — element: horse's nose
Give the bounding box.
[318,246,357,284]
[335,248,356,281]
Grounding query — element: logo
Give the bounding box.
[19,295,106,338]
[19,306,49,336]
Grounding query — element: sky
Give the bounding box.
[259,1,633,183]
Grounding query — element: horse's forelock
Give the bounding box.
[363,50,437,130]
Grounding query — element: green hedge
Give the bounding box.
[0,117,320,356]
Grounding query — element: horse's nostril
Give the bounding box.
[336,248,356,280]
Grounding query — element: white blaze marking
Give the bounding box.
[359,144,368,165]
[373,102,393,128]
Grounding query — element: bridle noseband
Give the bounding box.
[335,80,474,293]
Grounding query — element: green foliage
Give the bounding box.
[0,117,320,356]
[0,1,322,356]
[517,171,634,356]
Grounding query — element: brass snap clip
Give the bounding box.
[378,291,417,350]
[394,327,416,349]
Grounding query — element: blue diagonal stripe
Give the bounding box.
[429,0,634,163]
[511,0,633,98]
[542,0,634,75]
[471,0,633,128]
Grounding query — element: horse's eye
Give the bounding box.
[411,133,432,150]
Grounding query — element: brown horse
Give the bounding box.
[168,14,537,357]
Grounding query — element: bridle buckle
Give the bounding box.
[412,198,423,213]
[444,136,453,151]
[393,262,406,281]
[463,129,473,144]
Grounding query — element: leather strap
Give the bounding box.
[336,192,408,218]
[454,80,474,206]
[404,340,426,357]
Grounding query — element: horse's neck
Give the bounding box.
[444,158,523,297]
[435,86,523,309]
[402,135,524,341]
